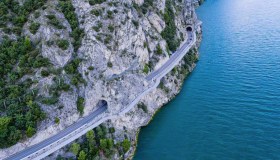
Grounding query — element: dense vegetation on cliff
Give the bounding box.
[56,125,131,160]
[0,0,47,35]
[161,0,180,51]
[0,0,49,148]
[0,0,84,148]
[0,37,48,148]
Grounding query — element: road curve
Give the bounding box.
[146,31,195,81]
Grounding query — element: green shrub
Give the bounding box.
[55,117,60,124]
[64,59,85,86]
[56,39,69,50]
[122,139,130,153]
[78,150,86,160]
[86,130,95,143]
[88,66,94,70]
[51,77,70,93]
[29,22,40,34]
[155,44,163,55]
[159,81,170,93]
[109,127,115,133]
[33,56,50,68]
[59,83,71,91]
[132,20,139,28]
[64,59,81,74]
[108,24,114,32]
[143,64,149,74]
[104,35,112,44]
[26,126,35,138]
[77,96,84,115]
[107,10,113,19]
[141,0,153,14]
[46,14,65,29]
[58,105,64,109]
[41,96,59,105]
[138,103,148,113]
[100,139,107,150]
[143,42,147,48]
[92,22,102,32]
[96,126,104,138]
[89,0,106,6]
[107,62,113,68]
[71,74,85,86]
[96,35,102,41]
[34,11,41,18]
[91,9,101,16]
[70,143,80,156]
[41,69,50,77]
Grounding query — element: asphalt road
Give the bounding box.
[6,103,107,160]
[146,31,193,81]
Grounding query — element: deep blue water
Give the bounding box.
[134,0,280,159]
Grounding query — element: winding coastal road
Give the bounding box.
[5,30,196,160]
[6,104,107,160]
[146,32,194,81]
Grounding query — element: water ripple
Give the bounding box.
[135,0,280,159]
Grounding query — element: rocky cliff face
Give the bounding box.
[0,0,202,159]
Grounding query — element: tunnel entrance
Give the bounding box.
[97,100,108,107]
[186,26,193,32]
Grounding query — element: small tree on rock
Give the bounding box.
[122,139,131,153]
[70,142,80,156]
[78,150,87,160]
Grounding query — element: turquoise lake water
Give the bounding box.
[134,0,280,159]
